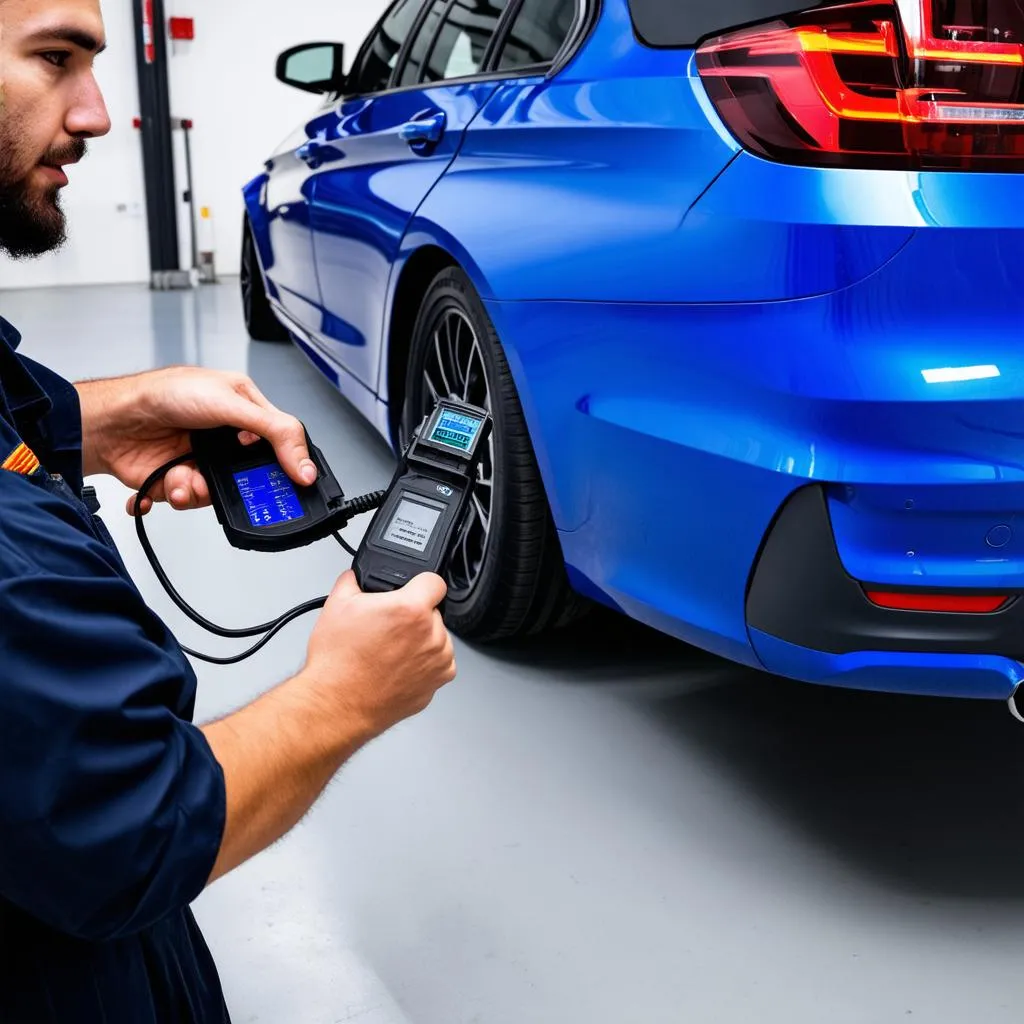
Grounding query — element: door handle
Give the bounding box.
[399,112,447,148]
[296,141,323,168]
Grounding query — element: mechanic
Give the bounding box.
[0,1,458,1021]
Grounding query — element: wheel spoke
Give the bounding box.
[469,509,487,572]
[240,250,252,313]
[476,439,494,490]
[471,492,490,533]
[433,329,454,397]
[446,314,465,397]
[456,505,477,579]
[442,316,454,396]
[464,340,482,402]
[450,507,470,584]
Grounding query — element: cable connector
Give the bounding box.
[342,491,386,518]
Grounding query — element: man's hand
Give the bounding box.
[303,570,456,734]
[201,570,455,884]
[75,366,317,515]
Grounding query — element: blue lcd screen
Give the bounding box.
[233,464,305,528]
[429,409,483,453]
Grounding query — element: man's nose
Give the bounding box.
[66,74,112,139]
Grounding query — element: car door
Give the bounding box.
[260,3,421,336]
[262,115,331,333]
[305,0,514,393]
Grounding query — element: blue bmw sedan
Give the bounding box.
[242,0,1024,706]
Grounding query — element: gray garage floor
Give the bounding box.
[5,280,1024,1023]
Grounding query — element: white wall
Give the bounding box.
[164,0,390,278]
[0,0,389,291]
[0,0,150,290]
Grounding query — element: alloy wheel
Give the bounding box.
[414,306,494,599]
[240,233,254,324]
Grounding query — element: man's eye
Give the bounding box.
[40,51,71,68]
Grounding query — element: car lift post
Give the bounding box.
[132,0,192,290]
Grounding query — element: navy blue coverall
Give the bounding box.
[0,317,231,1022]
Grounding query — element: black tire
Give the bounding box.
[241,219,289,343]
[402,267,588,642]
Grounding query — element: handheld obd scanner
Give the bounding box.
[133,397,490,665]
[354,399,491,593]
[190,427,350,552]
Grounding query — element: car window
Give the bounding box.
[398,0,449,86]
[628,0,839,47]
[496,0,576,70]
[425,0,513,82]
[349,0,422,95]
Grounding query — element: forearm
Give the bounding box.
[201,671,375,885]
[74,374,142,477]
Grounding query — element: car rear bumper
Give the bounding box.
[748,486,1024,661]
[749,630,1024,701]
[747,486,1024,698]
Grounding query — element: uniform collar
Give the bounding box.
[0,316,52,421]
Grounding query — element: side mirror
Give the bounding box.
[276,42,346,95]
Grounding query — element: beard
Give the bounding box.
[0,139,86,259]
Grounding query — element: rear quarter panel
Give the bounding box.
[407,0,915,306]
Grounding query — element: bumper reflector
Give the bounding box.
[865,591,1008,613]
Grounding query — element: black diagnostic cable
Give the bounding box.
[132,454,382,665]
[180,603,328,666]
[131,400,485,662]
[333,532,358,557]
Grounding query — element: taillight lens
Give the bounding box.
[695,0,1024,169]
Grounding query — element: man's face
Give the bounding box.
[0,0,110,258]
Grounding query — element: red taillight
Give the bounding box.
[695,0,1024,169]
[865,590,1009,612]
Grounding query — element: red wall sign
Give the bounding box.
[169,17,195,41]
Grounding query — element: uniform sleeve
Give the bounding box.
[0,471,226,941]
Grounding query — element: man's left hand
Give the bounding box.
[76,366,318,515]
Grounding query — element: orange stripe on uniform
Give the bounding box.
[11,453,39,474]
[2,442,41,476]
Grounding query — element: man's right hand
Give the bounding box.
[302,570,456,738]
[201,568,455,885]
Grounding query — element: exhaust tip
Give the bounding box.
[1008,686,1024,724]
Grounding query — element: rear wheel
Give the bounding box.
[401,267,587,642]
[241,219,289,343]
